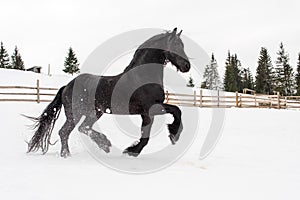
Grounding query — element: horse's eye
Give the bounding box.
[174,41,180,46]
[175,41,183,48]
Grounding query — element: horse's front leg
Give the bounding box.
[148,103,183,145]
[162,104,183,144]
[123,114,154,157]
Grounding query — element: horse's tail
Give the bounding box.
[26,86,66,154]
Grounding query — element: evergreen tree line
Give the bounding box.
[0,42,80,75]
[223,52,254,93]
[0,42,25,70]
[189,42,300,96]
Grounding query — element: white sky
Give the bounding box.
[0,0,299,79]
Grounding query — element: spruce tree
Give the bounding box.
[223,52,243,92]
[241,68,254,90]
[186,75,195,87]
[274,42,294,95]
[255,47,274,94]
[295,53,300,96]
[63,47,80,75]
[201,53,222,90]
[11,46,25,70]
[0,42,10,69]
[232,54,243,92]
[224,52,235,92]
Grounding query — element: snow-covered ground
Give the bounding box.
[0,69,300,200]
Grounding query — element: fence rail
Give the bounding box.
[0,80,58,103]
[0,80,300,109]
[165,90,300,109]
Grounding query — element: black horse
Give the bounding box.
[27,28,191,157]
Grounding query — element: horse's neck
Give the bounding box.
[125,49,165,71]
[136,49,165,66]
[122,49,165,84]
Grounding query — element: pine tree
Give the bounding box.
[295,53,300,96]
[232,54,243,92]
[11,46,25,70]
[274,42,294,95]
[63,47,80,75]
[201,53,222,90]
[186,75,195,87]
[241,68,254,90]
[223,52,243,92]
[224,52,235,92]
[0,42,10,69]
[255,47,274,94]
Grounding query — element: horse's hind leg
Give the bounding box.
[78,113,111,153]
[59,119,75,158]
[123,114,154,157]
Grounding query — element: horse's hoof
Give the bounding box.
[123,149,139,157]
[123,145,140,157]
[95,135,111,153]
[99,142,111,153]
[169,134,179,145]
[60,151,71,158]
[102,145,111,153]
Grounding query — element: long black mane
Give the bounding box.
[123,33,169,72]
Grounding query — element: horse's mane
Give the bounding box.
[123,32,170,72]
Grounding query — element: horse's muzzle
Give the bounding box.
[180,62,190,72]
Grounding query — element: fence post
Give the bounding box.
[165,90,169,103]
[254,94,257,107]
[193,90,196,106]
[217,90,220,107]
[285,96,287,108]
[199,89,203,107]
[48,64,51,76]
[235,91,239,107]
[240,94,243,108]
[277,92,280,109]
[37,79,40,103]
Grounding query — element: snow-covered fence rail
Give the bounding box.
[0,80,58,103]
[165,90,300,109]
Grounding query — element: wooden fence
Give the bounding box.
[0,80,57,103]
[165,90,300,109]
[0,80,300,109]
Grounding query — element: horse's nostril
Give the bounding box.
[185,63,190,71]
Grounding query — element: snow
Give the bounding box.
[0,69,300,200]
[0,68,72,87]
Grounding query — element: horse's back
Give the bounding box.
[61,72,165,116]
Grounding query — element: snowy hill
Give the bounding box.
[0,68,72,87]
[0,69,300,200]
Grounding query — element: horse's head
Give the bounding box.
[164,28,191,73]
[124,28,191,73]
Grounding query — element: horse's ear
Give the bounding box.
[171,28,177,37]
[177,30,183,37]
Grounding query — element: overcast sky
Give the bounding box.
[0,0,299,77]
